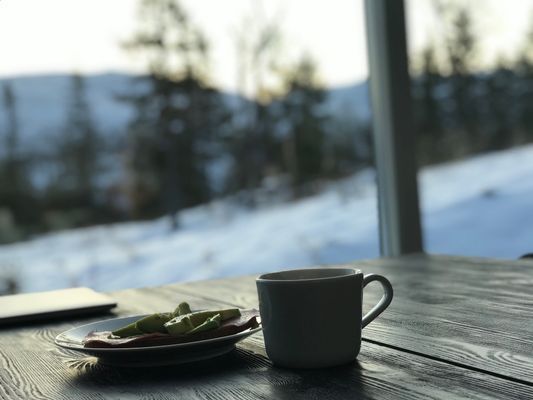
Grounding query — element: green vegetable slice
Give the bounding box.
[164,308,240,336]
[110,304,241,338]
[187,314,221,335]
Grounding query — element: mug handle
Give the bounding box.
[362,274,393,328]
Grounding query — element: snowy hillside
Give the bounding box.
[1,144,533,294]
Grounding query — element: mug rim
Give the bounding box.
[257,267,362,284]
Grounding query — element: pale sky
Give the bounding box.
[0,0,532,92]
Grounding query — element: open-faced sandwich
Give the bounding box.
[83,302,260,348]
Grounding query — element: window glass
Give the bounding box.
[0,0,379,294]
[407,0,533,258]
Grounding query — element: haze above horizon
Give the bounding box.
[0,0,532,92]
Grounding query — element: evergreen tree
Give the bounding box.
[225,18,283,205]
[123,0,228,226]
[516,16,533,140]
[324,113,371,176]
[278,56,328,195]
[412,44,446,164]
[482,61,516,150]
[223,100,280,202]
[50,74,102,211]
[1,84,20,190]
[444,7,481,153]
[0,83,35,237]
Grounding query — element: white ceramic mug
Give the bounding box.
[256,268,393,368]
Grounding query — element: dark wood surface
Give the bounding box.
[175,254,533,383]
[1,254,532,399]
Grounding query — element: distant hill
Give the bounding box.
[0,73,135,149]
[0,72,370,148]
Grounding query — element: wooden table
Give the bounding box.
[1,254,533,399]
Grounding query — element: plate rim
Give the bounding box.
[96,344,238,367]
[54,313,262,353]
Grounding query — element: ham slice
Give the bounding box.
[83,309,260,348]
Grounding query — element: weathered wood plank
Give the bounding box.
[165,254,533,384]
[359,254,533,383]
[2,254,533,399]
[1,317,532,400]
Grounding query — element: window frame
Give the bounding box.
[364,0,423,256]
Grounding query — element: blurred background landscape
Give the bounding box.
[1,0,533,294]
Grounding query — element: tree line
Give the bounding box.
[1,1,533,242]
[412,4,533,164]
[0,0,368,241]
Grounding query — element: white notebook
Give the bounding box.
[0,287,117,326]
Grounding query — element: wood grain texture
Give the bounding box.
[170,254,533,383]
[359,254,533,384]
[1,254,533,399]
[1,309,532,400]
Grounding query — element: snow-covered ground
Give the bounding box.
[2,145,533,294]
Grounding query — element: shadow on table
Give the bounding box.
[65,348,369,399]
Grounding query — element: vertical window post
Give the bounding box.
[364,0,423,256]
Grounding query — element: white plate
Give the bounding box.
[55,315,262,367]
